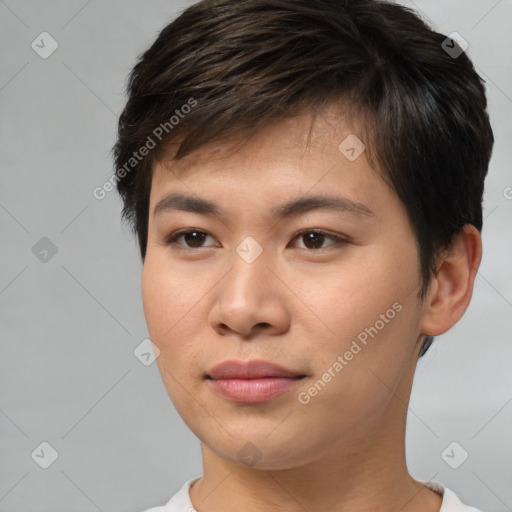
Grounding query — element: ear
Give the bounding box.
[419,224,482,337]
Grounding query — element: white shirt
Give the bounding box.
[141,477,483,512]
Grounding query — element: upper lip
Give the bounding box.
[206,359,305,379]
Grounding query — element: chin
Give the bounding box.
[201,430,321,471]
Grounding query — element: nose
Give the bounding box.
[208,248,291,339]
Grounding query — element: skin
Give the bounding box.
[141,106,481,512]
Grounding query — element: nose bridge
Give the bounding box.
[211,236,289,336]
[223,236,271,306]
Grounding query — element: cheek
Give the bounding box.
[141,258,187,380]
[141,259,172,340]
[141,257,205,412]
[293,285,419,443]
[295,241,421,392]
[302,248,417,342]
[141,255,197,338]
[141,256,208,374]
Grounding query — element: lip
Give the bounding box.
[206,359,305,379]
[206,359,306,404]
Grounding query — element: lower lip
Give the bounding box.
[208,377,304,403]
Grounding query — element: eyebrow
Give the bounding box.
[153,192,375,220]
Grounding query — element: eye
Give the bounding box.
[165,229,219,249]
[290,229,347,250]
[164,228,347,251]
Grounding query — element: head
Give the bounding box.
[112,0,493,469]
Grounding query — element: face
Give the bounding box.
[142,108,427,470]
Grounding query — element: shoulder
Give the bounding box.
[141,477,484,512]
[139,477,200,512]
[420,480,483,512]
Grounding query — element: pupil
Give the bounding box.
[304,232,323,249]
[185,232,205,247]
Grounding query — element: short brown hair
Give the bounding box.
[112,0,494,356]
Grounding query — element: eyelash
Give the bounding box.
[164,228,348,251]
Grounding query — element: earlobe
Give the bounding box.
[419,225,482,337]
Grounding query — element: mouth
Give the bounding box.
[207,375,306,403]
[205,359,306,403]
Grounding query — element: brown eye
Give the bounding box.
[291,230,346,250]
[166,230,217,248]
[165,228,347,251]
[301,232,326,249]
[182,231,207,247]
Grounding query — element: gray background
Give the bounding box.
[1,1,511,511]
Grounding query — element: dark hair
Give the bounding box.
[112,0,493,357]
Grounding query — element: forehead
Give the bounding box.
[148,107,399,223]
